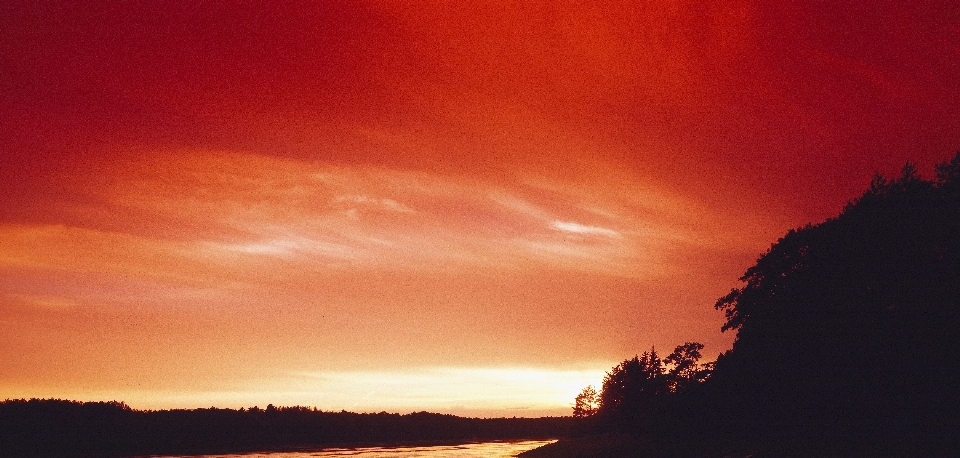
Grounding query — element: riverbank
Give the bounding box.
[519,433,900,458]
[518,432,655,458]
[0,399,572,457]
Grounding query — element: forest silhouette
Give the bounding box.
[0,399,571,457]
[5,154,960,457]
[529,153,960,457]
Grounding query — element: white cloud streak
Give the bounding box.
[550,221,620,237]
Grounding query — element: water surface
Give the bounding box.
[152,440,554,458]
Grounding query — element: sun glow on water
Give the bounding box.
[162,440,556,457]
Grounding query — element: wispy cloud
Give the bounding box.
[550,221,620,237]
[112,152,692,275]
[333,195,417,214]
[0,149,771,338]
[0,151,722,288]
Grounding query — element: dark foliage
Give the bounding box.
[572,385,599,419]
[568,342,711,443]
[0,398,572,458]
[561,152,960,457]
[708,156,960,456]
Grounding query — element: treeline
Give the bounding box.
[540,153,960,457]
[0,399,572,457]
[570,342,712,432]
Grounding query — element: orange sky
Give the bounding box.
[2,1,960,416]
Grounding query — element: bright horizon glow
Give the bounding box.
[0,367,609,417]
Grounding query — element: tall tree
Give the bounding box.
[664,342,710,393]
[712,153,960,454]
[572,385,599,418]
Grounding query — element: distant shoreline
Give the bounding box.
[0,399,572,458]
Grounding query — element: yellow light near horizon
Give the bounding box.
[237,367,610,416]
[0,367,609,417]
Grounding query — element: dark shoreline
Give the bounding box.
[0,399,571,458]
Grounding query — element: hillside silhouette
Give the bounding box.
[529,153,960,457]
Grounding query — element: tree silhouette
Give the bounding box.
[572,385,599,418]
[559,153,960,457]
[664,342,711,393]
[711,154,960,455]
[598,349,664,422]
[592,344,715,434]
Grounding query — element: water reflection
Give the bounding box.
[159,440,554,458]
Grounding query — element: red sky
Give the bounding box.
[2,1,960,416]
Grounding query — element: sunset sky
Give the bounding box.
[2,1,960,417]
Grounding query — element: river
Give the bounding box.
[144,440,554,458]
